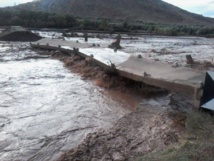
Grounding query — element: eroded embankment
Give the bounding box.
[37,49,193,161]
[58,99,189,161]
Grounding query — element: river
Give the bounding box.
[0,42,129,161]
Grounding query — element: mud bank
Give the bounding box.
[0,27,42,42]
[58,93,191,161]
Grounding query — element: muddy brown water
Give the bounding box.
[0,42,131,161]
[0,41,191,161]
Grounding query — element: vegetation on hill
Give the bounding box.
[1,0,214,37]
[0,9,77,28]
[1,9,214,37]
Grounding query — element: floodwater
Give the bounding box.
[121,36,214,66]
[0,42,129,161]
[0,32,200,161]
[37,30,214,68]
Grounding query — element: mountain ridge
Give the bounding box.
[10,0,214,26]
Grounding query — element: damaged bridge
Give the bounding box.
[31,38,212,109]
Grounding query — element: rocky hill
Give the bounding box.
[10,0,214,26]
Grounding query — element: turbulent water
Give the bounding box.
[0,42,129,161]
[0,32,199,161]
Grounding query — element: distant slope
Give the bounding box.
[9,0,214,26]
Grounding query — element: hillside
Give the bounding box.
[8,0,214,26]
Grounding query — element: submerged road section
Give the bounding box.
[31,38,205,107]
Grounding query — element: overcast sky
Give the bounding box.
[163,0,214,17]
[0,0,214,18]
[0,0,33,7]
